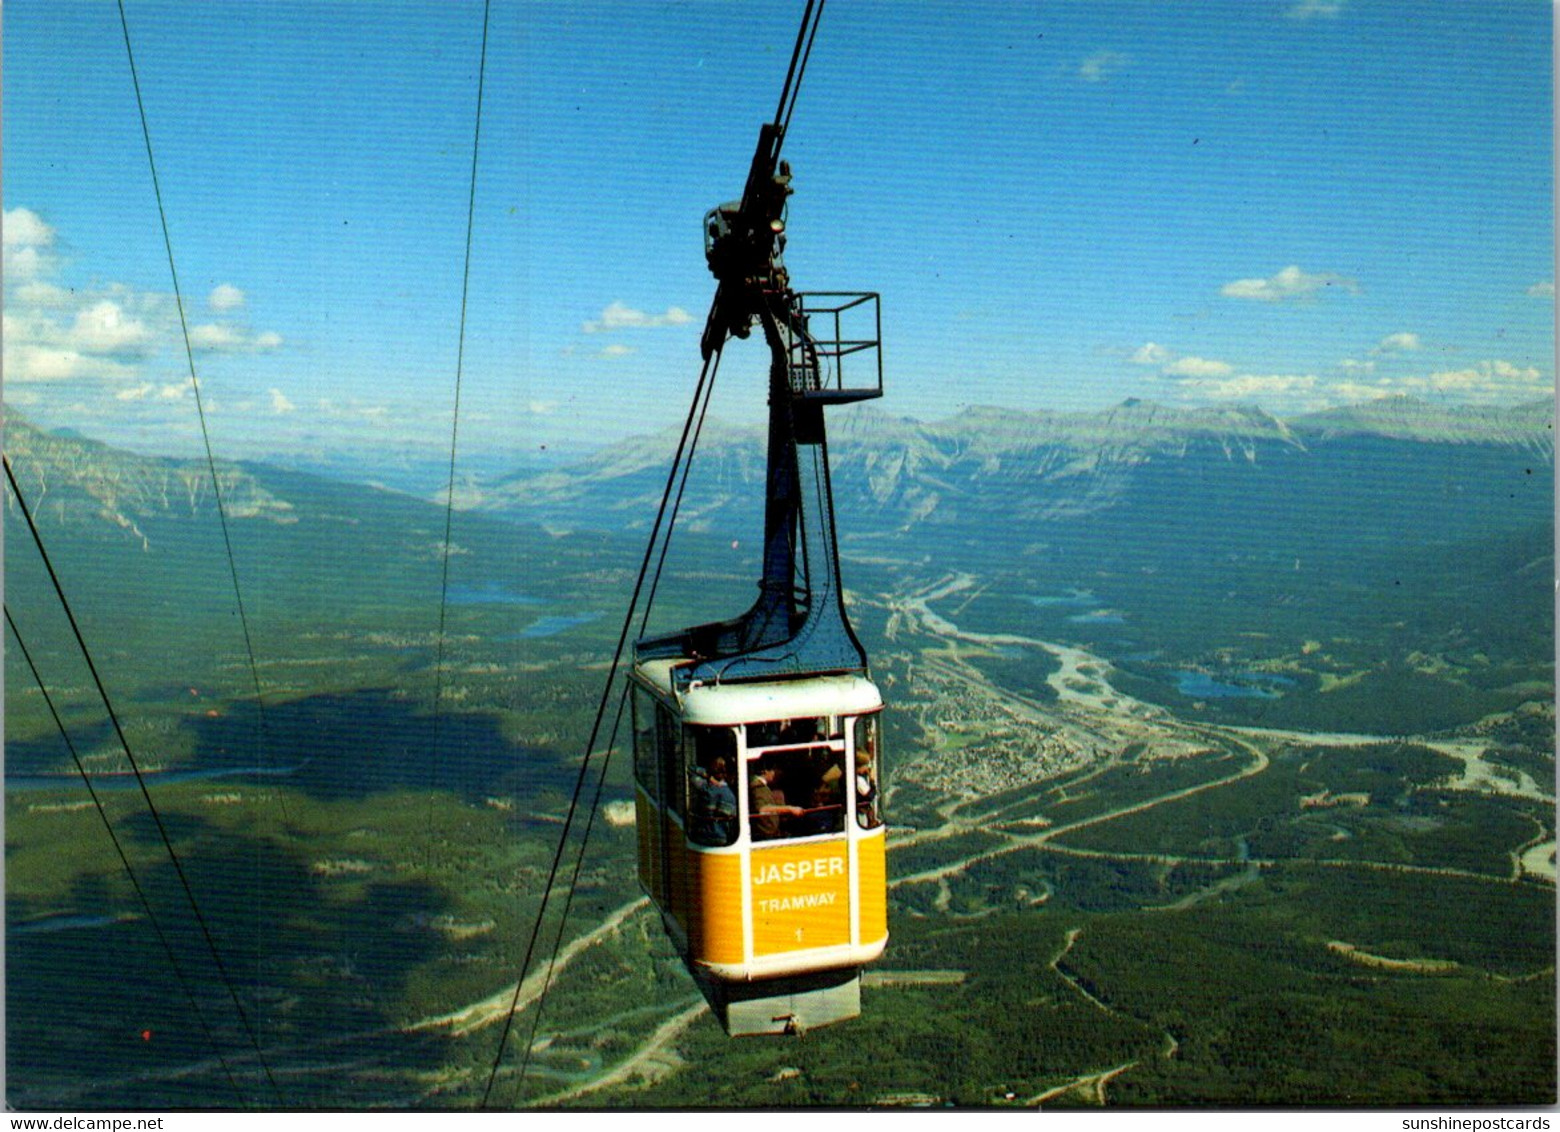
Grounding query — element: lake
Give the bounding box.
[1175,670,1296,699]
[445,581,542,606]
[508,612,603,639]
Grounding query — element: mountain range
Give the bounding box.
[8,396,1551,575]
[439,396,1553,573]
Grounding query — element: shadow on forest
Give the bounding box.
[7,812,459,1109]
[185,687,570,803]
[3,718,116,777]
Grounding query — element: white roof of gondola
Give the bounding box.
[632,657,881,726]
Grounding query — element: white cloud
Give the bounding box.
[598,343,637,359]
[13,347,87,382]
[4,209,59,283]
[5,245,51,282]
[1163,355,1234,378]
[1178,373,1318,400]
[582,301,694,334]
[1373,332,1421,354]
[314,397,392,423]
[1333,359,1552,405]
[186,323,281,353]
[188,323,246,351]
[1494,360,1544,381]
[5,309,52,344]
[210,283,246,311]
[528,399,559,415]
[16,281,73,307]
[69,300,154,355]
[105,379,188,401]
[4,207,55,248]
[1339,358,1376,374]
[1527,280,1555,299]
[1289,0,1344,18]
[268,388,296,413]
[1329,381,1394,403]
[1414,360,1549,395]
[1130,342,1234,379]
[2,211,287,390]
[1079,51,1130,83]
[1221,265,1357,303]
[3,344,137,383]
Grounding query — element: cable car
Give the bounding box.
[631,118,887,1035]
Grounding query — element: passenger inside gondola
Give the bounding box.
[690,756,738,846]
[854,715,882,829]
[854,749,877,828]
[747,745,845,840]
[801,746,846,834]
[688,727,739,846]
[748,759,802,840]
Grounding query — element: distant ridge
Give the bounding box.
[1290,394,1554,450]
[448,395,1553,541]
[4,412,295,549]
[7,395,1551,553]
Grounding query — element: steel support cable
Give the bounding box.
[478,345,721,1109]
[509,352,723,1102]
[779,0,826,136]
[428,0,494,861]
[509,690,630,1107]
[639,345,724,627]
[114,1,282,824]
[115,2,288,1076]
[773,0,820,132]
[4,456,285,1107]
[5,607,249,1108]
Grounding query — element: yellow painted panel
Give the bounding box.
[687,850,745,966]
[751,840,851,957]
[856,831,888,944]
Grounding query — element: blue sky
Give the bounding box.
[4,0,1553,464]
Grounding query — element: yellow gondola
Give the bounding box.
[631,103,887,1034]
[631,663,887,1034]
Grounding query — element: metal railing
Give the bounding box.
[788,292,882,401]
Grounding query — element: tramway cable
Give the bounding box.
[777,0,825,135]
[477,344,722,1107]
[643,348,725,629]
[509,690,629,1105]
[509,352,723,1097]
[114,0,285,825]
[503,362,734,1080]
[5,607,250,1108]
[4,455,286,1107]
[428,0,494,861]
[114,1,298,1086]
